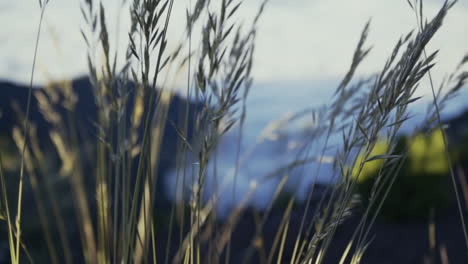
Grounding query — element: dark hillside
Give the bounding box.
[0,77,199,175]
[0,77,200,262]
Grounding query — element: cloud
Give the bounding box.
[1,0,466,99]
[250,1,468,89]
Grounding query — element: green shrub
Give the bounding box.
[352,129,451,221]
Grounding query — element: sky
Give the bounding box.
[1,0,467,99]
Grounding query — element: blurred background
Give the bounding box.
[1,0,468,263]
[2,0,468,209]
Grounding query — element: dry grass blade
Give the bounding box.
[13,2,50,263]
[409,0,468,254]
[0,154,17,264]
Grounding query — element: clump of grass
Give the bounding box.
[1,0,467,263]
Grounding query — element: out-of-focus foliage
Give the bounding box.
[352,141,389,183]
[409,129,449,175]
[352,128,451,221]
[0,134,20,171]
[450,134,468,165]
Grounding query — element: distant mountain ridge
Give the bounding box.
[0,78,96,142]
[0,76,201,208]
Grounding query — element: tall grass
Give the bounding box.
[0,0,467,263]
